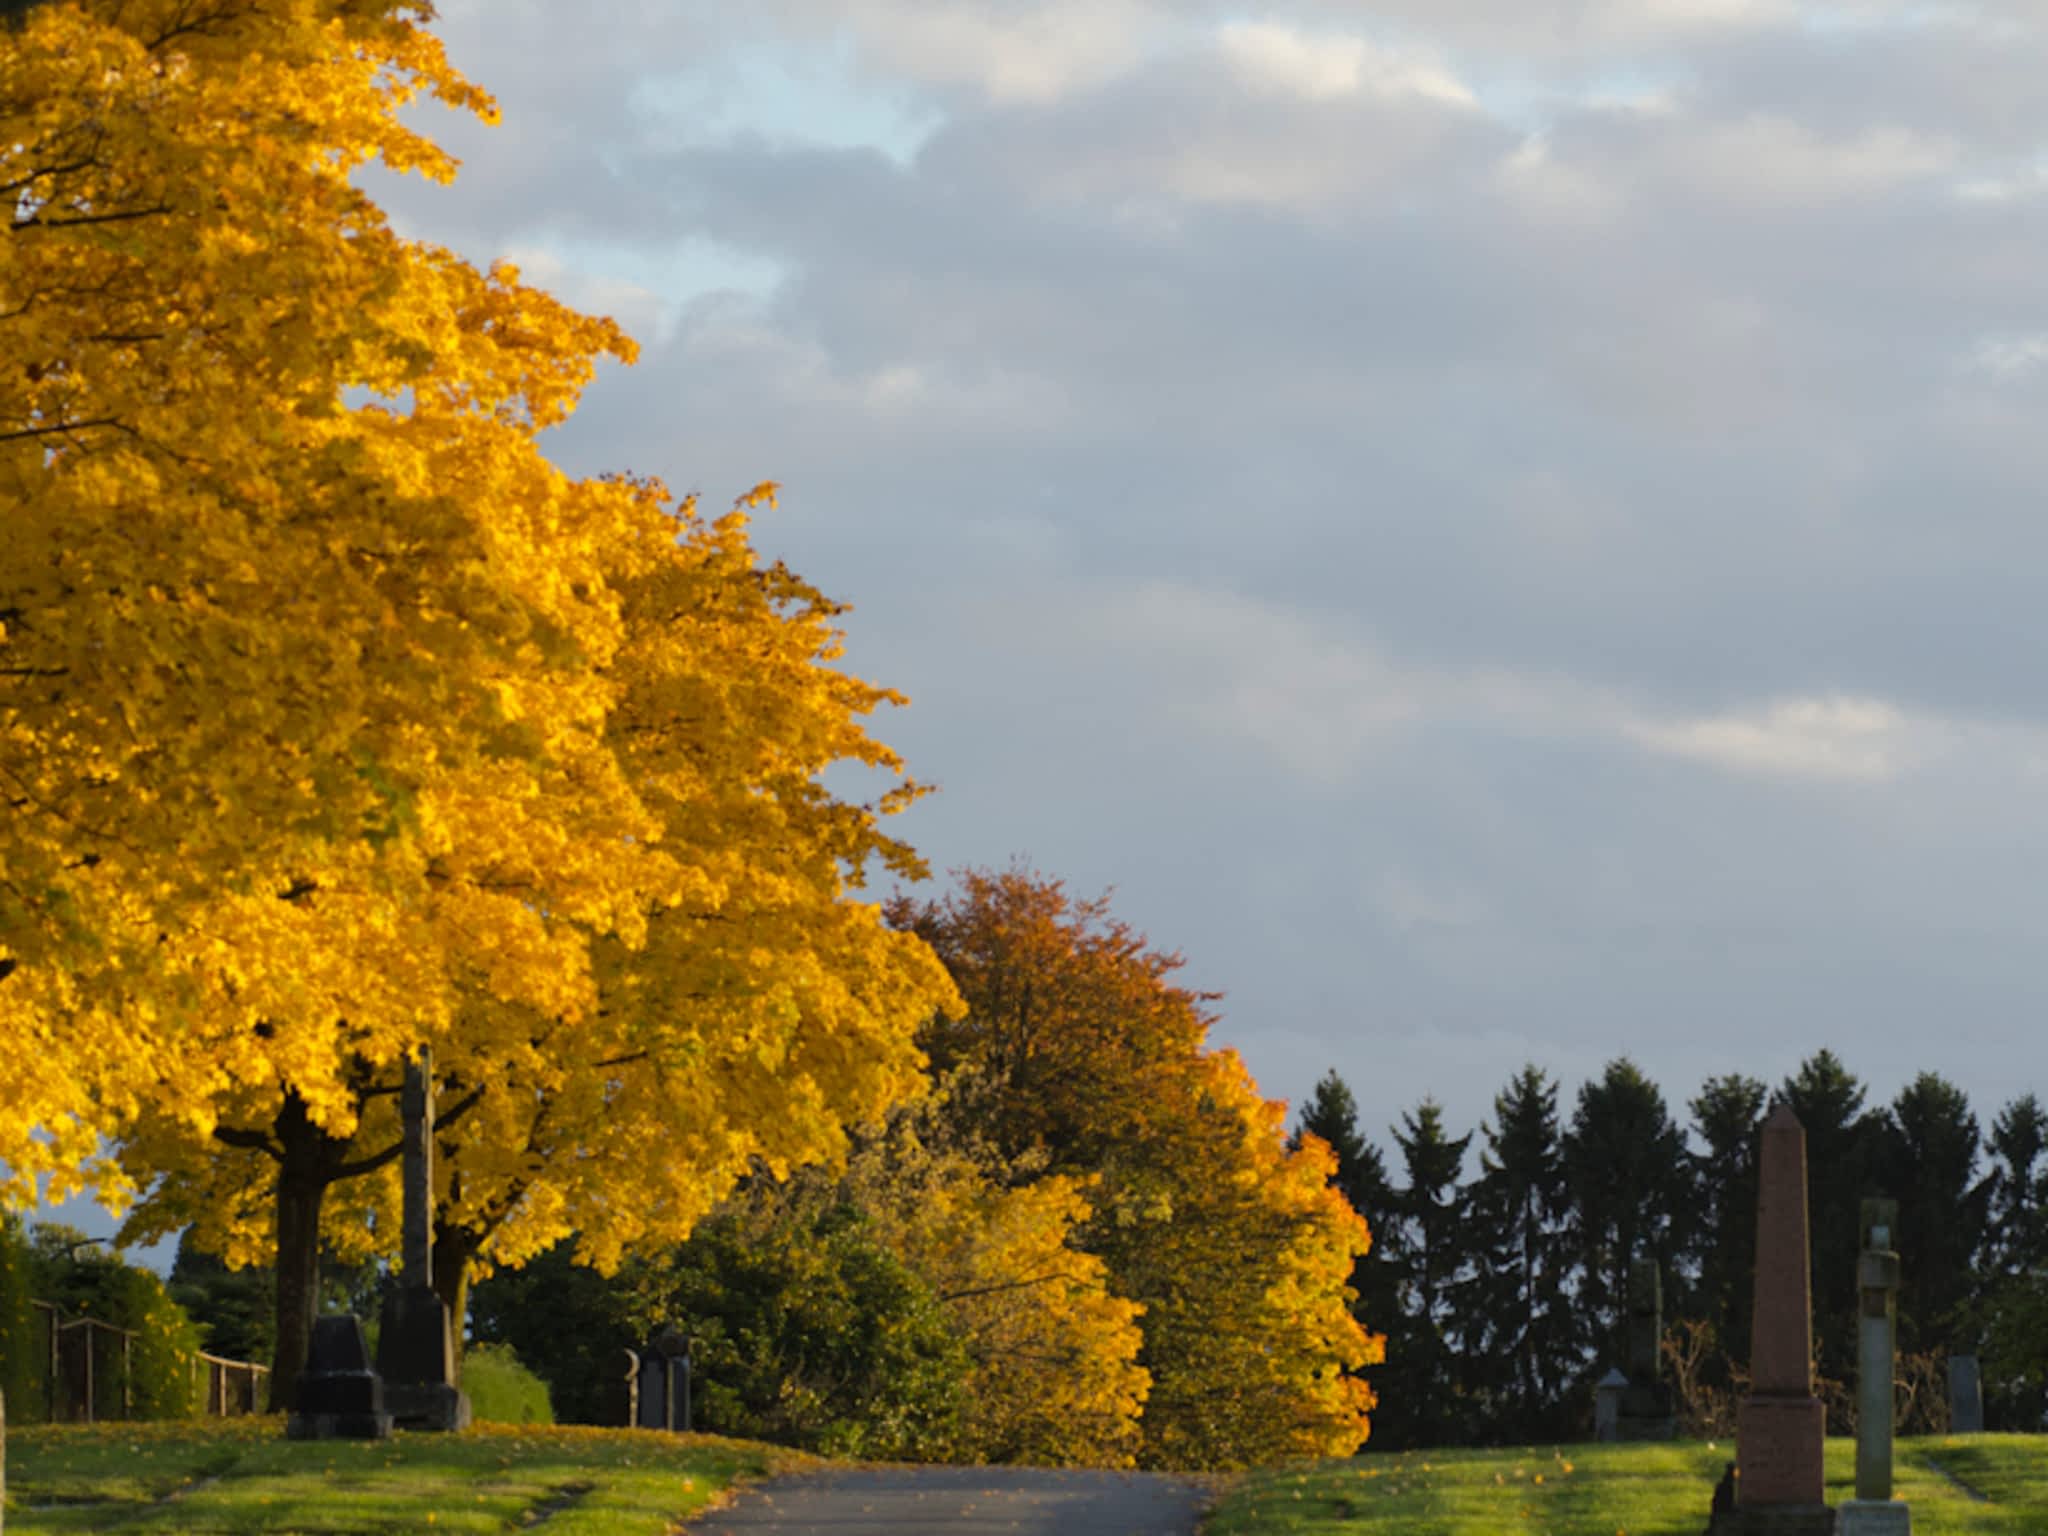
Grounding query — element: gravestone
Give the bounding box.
[1617,1257,1676,1440]
[634,1330,695,1432]
[1838,1199,1909,1535]
[1947,1356,1983,1434]
[286,1314,392,1440]
[1594,1368,1628,1442]
[375,1055,471,1432]
[635,1349,671,1430]
[1710,1102,1833,1535]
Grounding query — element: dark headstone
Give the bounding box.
[636,1350,672,1430]
[1714,1463,1737,1514]
[377,1287,471,1432]
[286,1314,392,1440]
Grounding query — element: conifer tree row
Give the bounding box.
[1300,1051,2045,1445]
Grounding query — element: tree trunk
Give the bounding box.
[269,1163,325,1412]
[266,1091,350,1412]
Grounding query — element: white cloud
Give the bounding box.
[1965,332,2048,379]
[1626,696,1910,782]
[1217,22,1474,107]
[1065,584,2048,794]
[777,0,1163,104]
[1676,115,1956,205]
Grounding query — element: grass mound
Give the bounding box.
[4,1416,805,1534]
[1204,1434,2048,1535]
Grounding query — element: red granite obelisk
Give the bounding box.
[1734,1102,1830,1527]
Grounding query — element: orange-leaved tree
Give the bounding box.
[889,866,1381,1468]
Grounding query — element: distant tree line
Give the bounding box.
[1298,1050,2048,1448]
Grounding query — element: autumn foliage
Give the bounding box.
[891,868,1381,1467]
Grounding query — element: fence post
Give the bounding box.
[42,1305,56,1423]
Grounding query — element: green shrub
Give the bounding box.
[460,1341,554,1425]
[0,1216,45,1415]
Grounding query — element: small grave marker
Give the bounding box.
[286,1314,392,1440]
[1947,1355,1983,1435]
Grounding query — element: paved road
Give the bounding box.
[681,1464,1214,1535]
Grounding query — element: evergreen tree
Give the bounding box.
[1562,1059,1690,1373]
[1687,1074,1767,1372]
[1780,1049,1880,1383]
[1975,1093,2048,1429]
[1295,1070,1387,1218]
[167,1232,275,1366]
[1293,1069,1401,1434]
[1459,1065,1579,1441]
[1875,1073,1988,1353]
[1379,1098,1472,1448]
[1985,1094,2048,1278]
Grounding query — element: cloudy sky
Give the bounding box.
[337,0,2048,1164]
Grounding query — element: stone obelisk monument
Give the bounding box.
[1839,1199,1909,1534]
[1716,1102,1833,1534]
[375,1051,471,1431]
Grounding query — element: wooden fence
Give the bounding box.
[25,1299,267,1422]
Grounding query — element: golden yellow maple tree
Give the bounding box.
[786,1080,1151,1466]
[2,0,640,1188]
[5,0,957,1408]
[119,484,962,1346]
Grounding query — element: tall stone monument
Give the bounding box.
[1839,1199,1908,1535]
[1712,1102,1833,1535]
[375,1053,471,1432]
[1617,1257,1676,1440]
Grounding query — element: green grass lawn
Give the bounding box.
[3,1416,807,1534]
[1204,1434,2048,1535]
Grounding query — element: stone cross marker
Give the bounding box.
[1839,1198,1910,1535]
[1616,1257,1675,1440]
[1627,1257,1662,1382]
[374,1050,471,1432]
[401,1058,434,1283]
[1716,1102,1832,1534]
